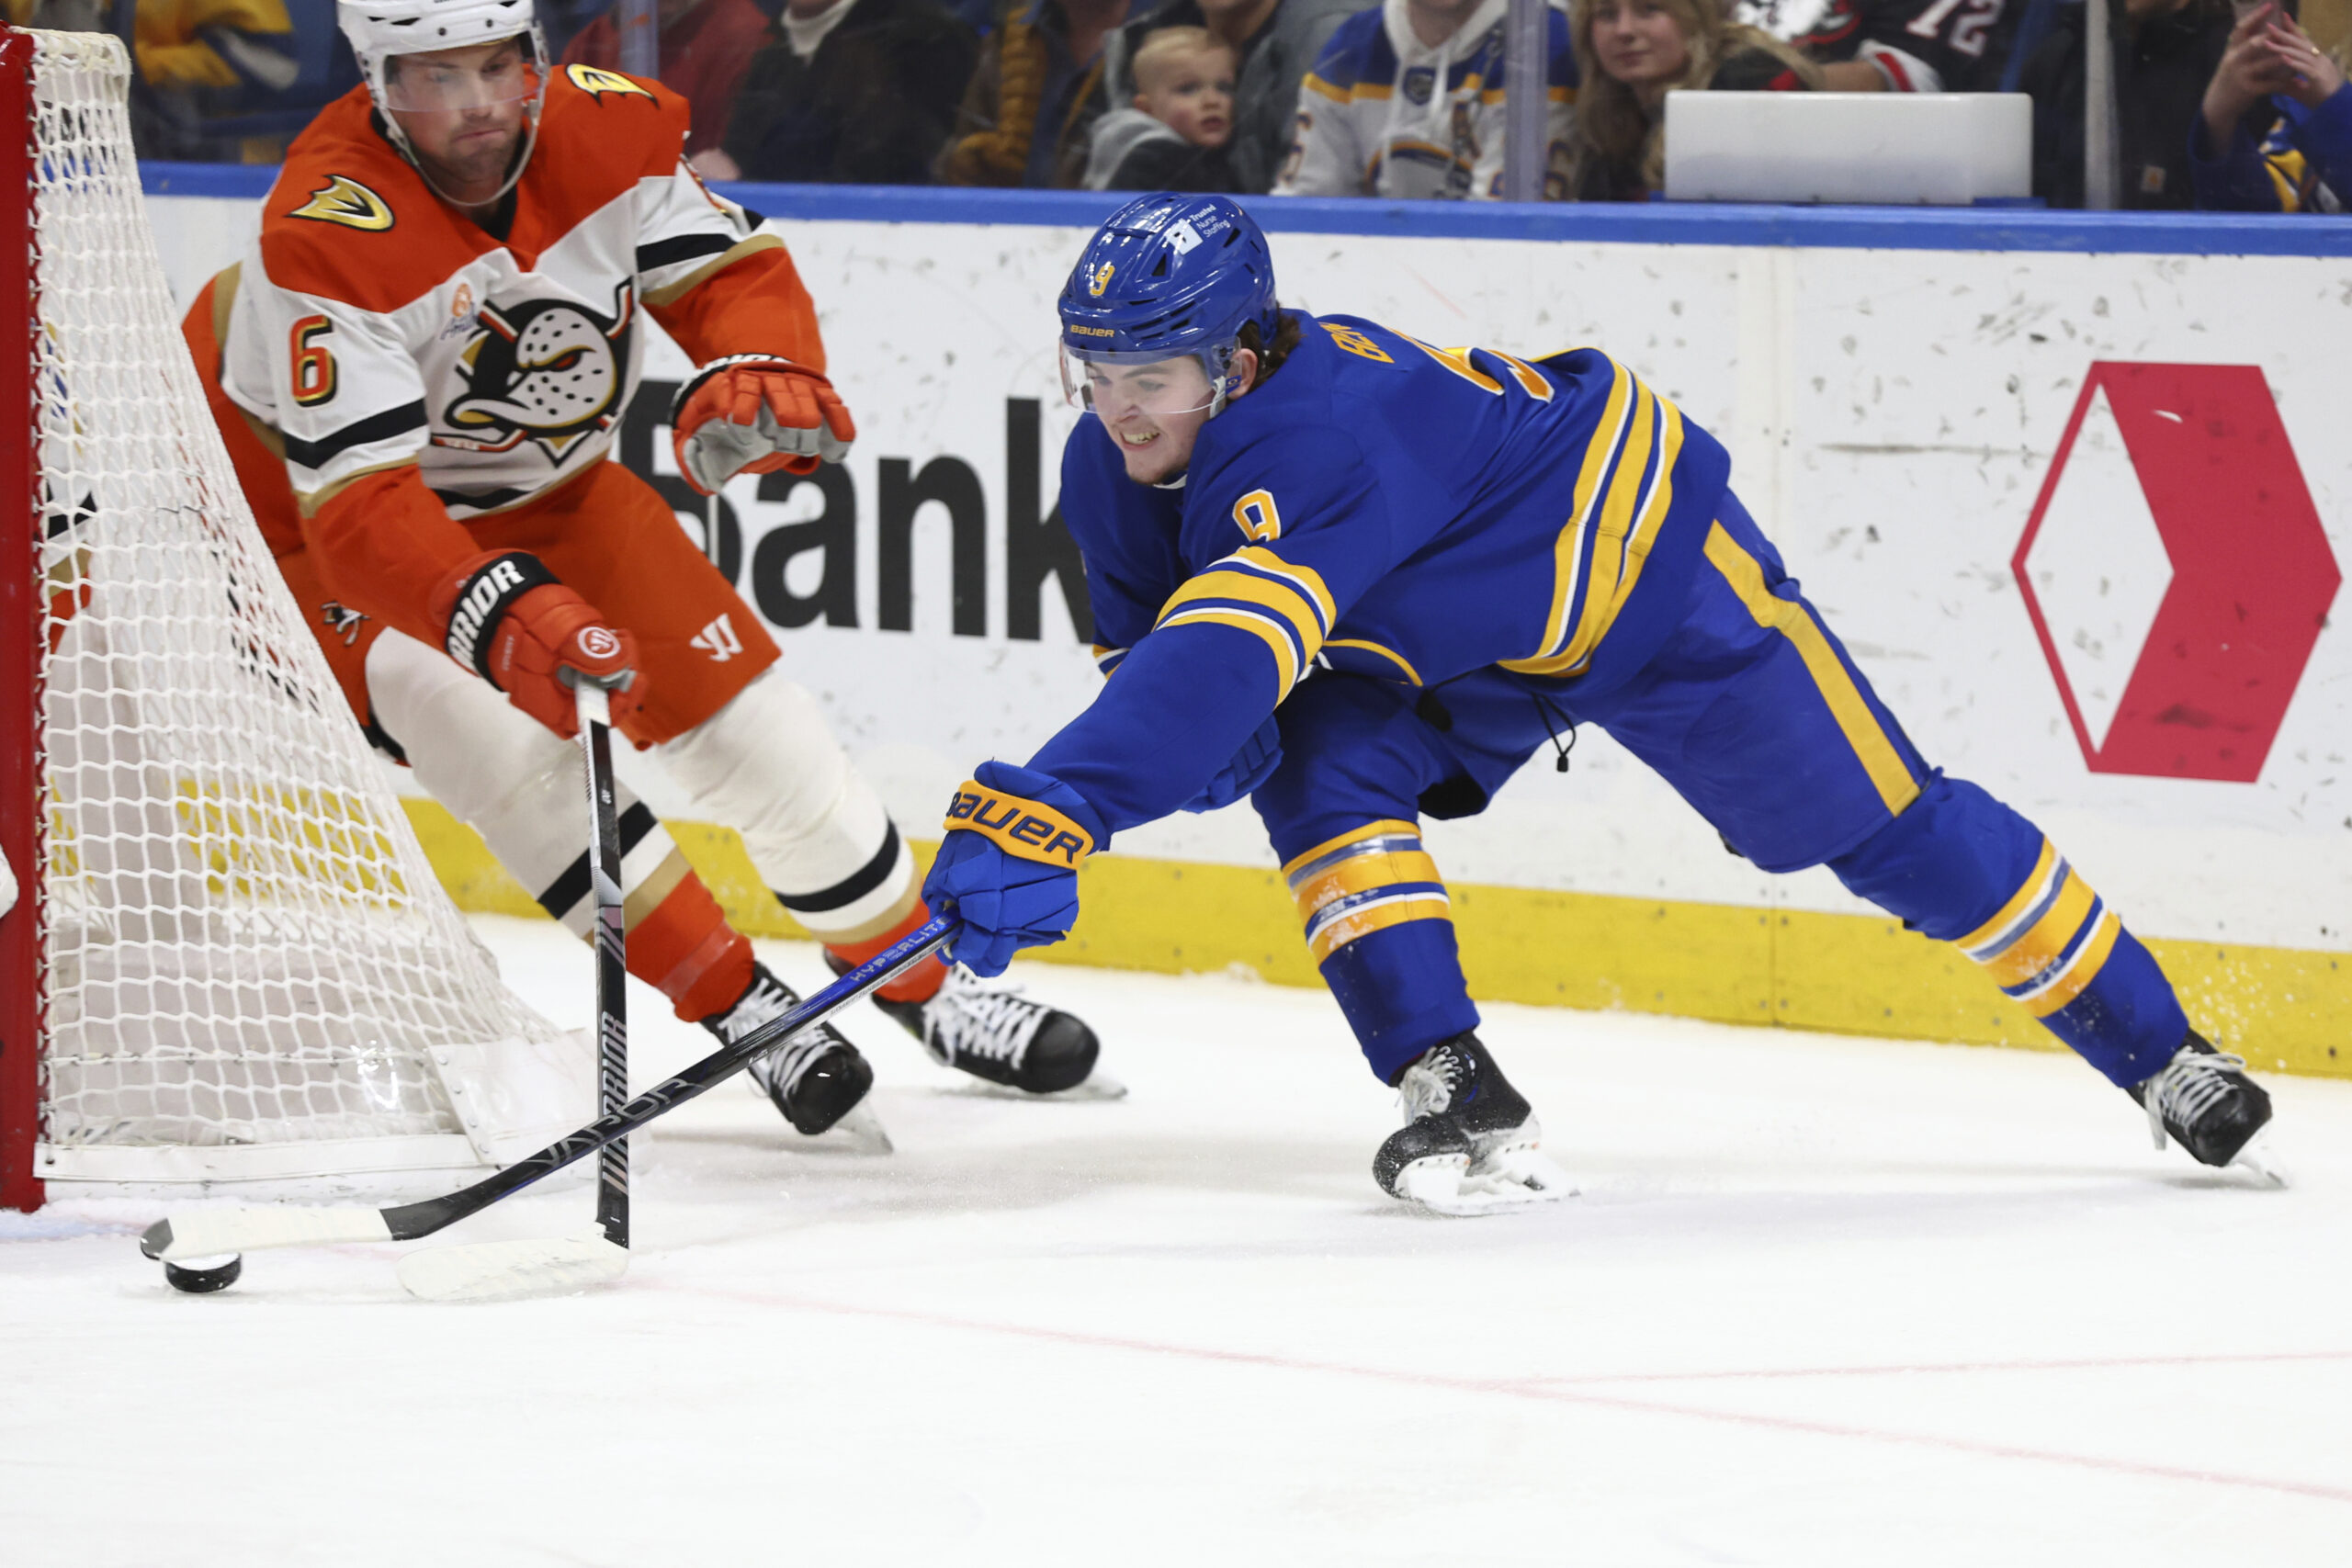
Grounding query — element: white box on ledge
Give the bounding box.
[1662,90,2032,205]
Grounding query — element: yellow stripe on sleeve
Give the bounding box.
[1323,637,1423,684]
[1228,547,1336,631]
[1156,570,1327,667]
[1302,72,1347,103]
[1157,606,1302,698]
[1702,522,1922,817]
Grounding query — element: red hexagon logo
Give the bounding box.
[2013,362,2339,783]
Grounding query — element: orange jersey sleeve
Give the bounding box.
[645,237,827,371]
[304,465,489,649]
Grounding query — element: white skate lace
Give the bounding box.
[2142,1046,2249,1150]
[749,1032,829,1099]
[924,970,1049,1067]
[1396,1045,1464,1123]
[718,976,794,1045]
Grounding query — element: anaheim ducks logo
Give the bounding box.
[438,282,635,464]
[565,63,653,101]
[289,175,393,231]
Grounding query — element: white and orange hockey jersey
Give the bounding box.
[220,62,824,649]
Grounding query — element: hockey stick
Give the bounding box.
[139,914,956,1281]
[391,682,631,1301]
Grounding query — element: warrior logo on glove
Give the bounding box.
[440,283,636,463]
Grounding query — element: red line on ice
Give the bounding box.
[683,1285,2352,1506]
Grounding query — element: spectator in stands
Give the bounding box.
[1737,0,2011,93]
[937,0,1139,186]
[1272,0,1577,197]
[699,0,978,181]
[123,0,343,160]
[1085,25,1242,186]
[2017,0,2232,207]
[2191,0,2350,209]
[1104,0,1357,192]
[2,0,105,29]
[563,0,770,156]
[1568,0,1814,201]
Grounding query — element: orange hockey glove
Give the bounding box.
[432,551,647,740]
[670,355,856,496]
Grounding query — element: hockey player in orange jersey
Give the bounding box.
[196,0,1112,1144]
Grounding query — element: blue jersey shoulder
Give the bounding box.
[1303,7,1394,93]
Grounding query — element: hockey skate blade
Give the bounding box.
[953,1069,1130,1102]
[2231,1131,2290,1190]
[142,1205,392,1261]
[397,1236,628,1303]
[1393,1146,1575,1218]
[803,1098,893,1156]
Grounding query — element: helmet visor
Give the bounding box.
[1059,342,1233,419]
[380,38,546,113]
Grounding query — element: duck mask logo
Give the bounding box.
[439,282,637,463]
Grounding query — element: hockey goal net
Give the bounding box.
[0,28,587,1210]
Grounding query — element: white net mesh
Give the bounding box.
[24,30,582,1193]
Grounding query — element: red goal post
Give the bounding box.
[0,27,587,1211]
[2,28,40,1210]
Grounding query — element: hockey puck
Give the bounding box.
[162,1254,243,1294]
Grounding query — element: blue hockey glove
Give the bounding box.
[924,761,1105,977]
[1179,714,1283,813]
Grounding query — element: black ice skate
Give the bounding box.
[707,963,891,1153]
[2126,1030,2278,1181]
[840,956,1118,1098]
[1374,1032,1570,1215]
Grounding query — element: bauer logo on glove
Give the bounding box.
[944,782,1096,866]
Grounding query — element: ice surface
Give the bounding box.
[5,913,2348,1566]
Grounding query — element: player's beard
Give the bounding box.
[426,122,523,197]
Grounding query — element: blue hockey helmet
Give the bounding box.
[1058,193,1280,419]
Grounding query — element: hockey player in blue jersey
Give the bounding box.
[922,192,2279,1212]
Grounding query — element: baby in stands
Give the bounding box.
[1085,27,1242,193]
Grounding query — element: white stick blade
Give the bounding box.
[397,1236,629,1303]
[152,1206,392,1259]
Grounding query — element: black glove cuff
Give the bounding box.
[445,551,558,682]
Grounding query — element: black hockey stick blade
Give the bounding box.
[140,914,956,1263]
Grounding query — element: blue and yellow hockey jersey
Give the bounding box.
[1032,311,1733,833]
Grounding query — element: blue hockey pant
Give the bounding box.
[1251,497,2189,1089]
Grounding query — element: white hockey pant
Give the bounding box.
[653,666,917,944]
[363,631,684,937]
